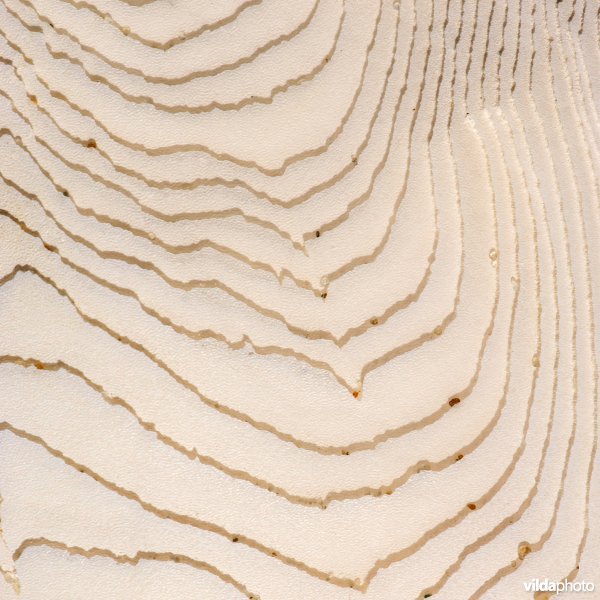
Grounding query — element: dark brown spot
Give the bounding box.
[86,139,97,149]
[320,292,328,299]
[449,397,461,407]
[456,454,464,461]
[27,94,37,104]
[370,318,379,325]
[467,503,477,510]
[315,230,321,238]
[352,390,360,398]
[34,362,44,370]
[232,537,239,542]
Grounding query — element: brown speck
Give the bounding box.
[315,230,321,238]
[342,450,349,455]
[28,94,37,104]
[434,325,443,336]
[351,155,358,165]
[370,318,379,325]
[34,362,44,370]
[86,139,97,149]
[456,454,464,461]
[232,537,239,542]
[518,543,531,560]
[467,503,477,510]
[62,190,69,197]
[449,397,460,407]
[320,292,328,299]
[352,390,360,398]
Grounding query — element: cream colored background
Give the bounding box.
[0,0,598,598]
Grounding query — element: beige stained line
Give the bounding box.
[9,0,321,85]
[0,422,357,591]
[13,538,260,599]
[0,210,437,393]
[418,1,595,596]
[1,0,596,597]
[34,4,344,114]
[0,21,425,255]
[0,3,440,339]
[0,240,533,595]
[0,1,516,564]
[0,0,393,207]
[2,0,382,177]
[468,0,599,594]
[0,497,19,594]
[0,304,513,508]
[0,265,533,594]
[0,162,439,353]
[49,0,263,50]
[0,141,319,298]
[3,0,497,408]
[0,153,440,349]
[0,0,499,455]
[416,0,551,592]
[0,5,409,212]
[409,0,546,592]
[0,0,442,333]
[559,2,600,213]
[418,110,550,600]
[0,102,302,248]
[0,227,490,458]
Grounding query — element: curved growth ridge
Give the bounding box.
[0,0,598,598]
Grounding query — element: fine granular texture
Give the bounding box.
[0,1,598,598]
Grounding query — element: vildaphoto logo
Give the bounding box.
[523,578,595,594]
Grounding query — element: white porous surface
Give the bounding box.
[0,0,599,598]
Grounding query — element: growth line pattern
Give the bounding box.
[0,0,598,598]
